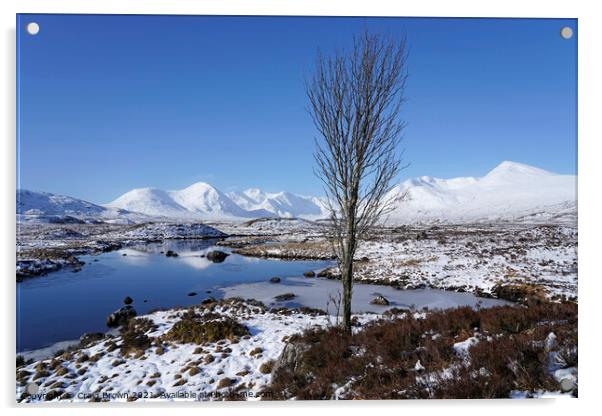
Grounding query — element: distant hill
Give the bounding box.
[16,189,148,224]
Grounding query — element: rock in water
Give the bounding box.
[274,293,295,301]
[106,305,137,328]
[123,296,133,305]
[206,250,229,263]
[370,295,390,306]
[303,271,315,278]
[269,277,281,284]
[165,250,179,257]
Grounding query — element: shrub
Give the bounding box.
[216,377,234,389]
[165,315,249,345]
[120,319,153,356]
[16,370,30,385]
[32,370,50,381]
[259,361,274,374]
[264,302,577,400]
[249,347,263,356]
[111,359,125,367]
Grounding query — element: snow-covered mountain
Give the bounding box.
[17,161,577,225]
[384,161,576,224]
[16,190,147,224]
[227,188,328,219]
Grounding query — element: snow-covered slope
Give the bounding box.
[16,190,147,224]
[385,161,576,224]
[227,188,329,219]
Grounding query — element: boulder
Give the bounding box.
[106,305,137,328]
[370,295,390,306]
[317,268,340,279]
[560,377,576,393]
[165,250,179,257]
[303,271,315,278]
[274,293,295,301]
[206,250,229,263]
[272,340,312,377]
[270,276,281,284]
[123,296,133,305]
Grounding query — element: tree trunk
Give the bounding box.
[341,259,352,333]
[341,233,355,334]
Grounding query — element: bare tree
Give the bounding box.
[306,32,408,333]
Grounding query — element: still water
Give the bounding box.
[17,239,512,353]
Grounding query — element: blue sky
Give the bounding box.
[17,15,577,203]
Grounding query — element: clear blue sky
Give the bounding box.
[17,15,577,204]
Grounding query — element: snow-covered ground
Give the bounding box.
[351,224,577,299]
[220,222,578,300]
[16,299,377,402]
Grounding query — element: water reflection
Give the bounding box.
[17,240,332,351]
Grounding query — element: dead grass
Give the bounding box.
[492,283,548,305]
[263,302,577,400]
[232,241,334,260]
[164,311,249,345]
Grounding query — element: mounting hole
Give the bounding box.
[560,26,573,40]
[26,22,40,35]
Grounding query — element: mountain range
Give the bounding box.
[16,161,577,224]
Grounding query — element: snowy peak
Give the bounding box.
[243,188,268,203]
[227,189,328,219]
[483,161,553,182]
[108,188,189,218]
[169,182,249,217]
